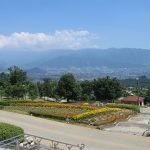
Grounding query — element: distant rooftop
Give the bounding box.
[122,96,144,102]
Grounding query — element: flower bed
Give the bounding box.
[81,109,134,126]
[72,108,121,120]
[15,102,98,110]
[3,102,126,125]
[4,106,87,114]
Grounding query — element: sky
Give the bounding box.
[0,0,150,50]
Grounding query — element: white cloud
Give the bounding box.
[0,30,99,50]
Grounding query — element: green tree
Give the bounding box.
[42,78,53,98]
[0,87,5,99]
[93,76,122,102]
[0,72,8,98]
[8,66,27,85]
[11,84,27,98]
[28,82,39,100]
[0,72,8,87]
[145,87,150,104]
[37,82,44,98]
[49,80,58,98]
[80,80,94,101]
[57,73,79,102]
[73,82,82,101]
[42,78,51,98]
[8,66,27,99]
[39,78,58,99]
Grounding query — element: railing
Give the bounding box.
[0,134,85,150]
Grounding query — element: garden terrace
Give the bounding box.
[0,101,135,126]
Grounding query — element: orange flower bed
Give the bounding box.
[16,102,98,110]
[31,111,76,117]
[29,110,76,120]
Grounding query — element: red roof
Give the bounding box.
[122,96,144,102]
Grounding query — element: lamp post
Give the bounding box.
[136,78,140,106]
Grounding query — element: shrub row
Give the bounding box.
[106,103,140,112]
[0,105,4,109]
[0,122,24,141]
[29,111,75,120]
[0,100,32,106]
[0,100,47,106]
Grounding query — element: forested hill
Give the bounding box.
[119,76,150,88]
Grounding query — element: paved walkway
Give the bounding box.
[104,107,150,135]
[0,110,150,150]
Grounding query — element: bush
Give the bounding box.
[106,103,140,112]
[29,111,67,120]
[0,122,24,141]
[0,105,4,109]
[0,100,32,106]
[0,101,10,106]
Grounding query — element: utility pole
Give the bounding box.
[136,78,140,106]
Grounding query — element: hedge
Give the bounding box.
[0,105,4,109]
[29,111,67,120]
[0,100,29,106]
[106,103,140,112]
[0,123,24,141]
[0,100,36,106]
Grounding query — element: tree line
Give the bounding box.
[0,65,139,102]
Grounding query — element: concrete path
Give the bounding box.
[104,107,150,135]
[0,110,150,150]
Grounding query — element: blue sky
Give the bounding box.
[0,0,150,50]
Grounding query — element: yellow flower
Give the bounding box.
[83,103,89,106]
[73,108,121,120]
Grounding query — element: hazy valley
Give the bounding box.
[1,48,150,80]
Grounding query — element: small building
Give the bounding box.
[122,96,144,106]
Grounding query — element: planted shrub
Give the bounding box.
[0,101,10,106]
[106,103,140,112]
[0,100,33,106]
[0,105,4,109]
[29,111,68,120]
[0,122,24,141]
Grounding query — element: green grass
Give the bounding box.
[0,122,24,141]
[106,103,140,112]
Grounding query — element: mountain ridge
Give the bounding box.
[39,48,150,68]
[0,48,150,70]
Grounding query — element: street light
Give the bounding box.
[136,77,140,106]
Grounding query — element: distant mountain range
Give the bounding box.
[1,48,150,78]
[39,48,150,68]
[1,48,150,68]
